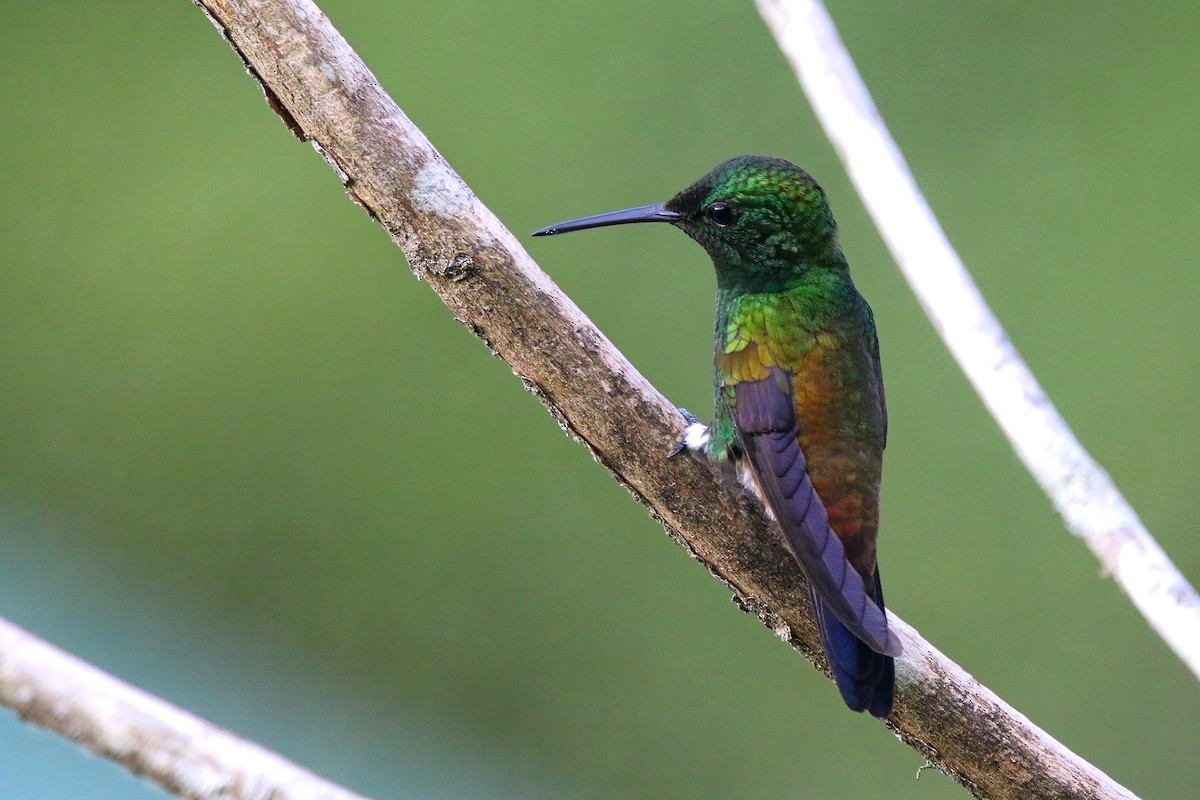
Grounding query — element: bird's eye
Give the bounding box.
[705,201,736,227]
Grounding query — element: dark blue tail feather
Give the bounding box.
[812,568,895,718]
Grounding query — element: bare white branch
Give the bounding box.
[755,0,1200,679]
[0,616,373,800]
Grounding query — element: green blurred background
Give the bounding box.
[2,2,1198,798]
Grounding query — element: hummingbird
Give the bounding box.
[533,156,901,716]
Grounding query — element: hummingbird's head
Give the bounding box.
[532,155,842,292]
[663,156,840,287]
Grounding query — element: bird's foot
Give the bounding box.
[669,407,710,458]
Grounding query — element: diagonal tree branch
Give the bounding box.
[0,1,1146,798]
[755,0,1200,680]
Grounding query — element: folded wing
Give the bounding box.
[733,367,901,658]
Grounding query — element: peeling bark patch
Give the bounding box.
[347,189,380,222]
[263,86,306,140]
[192,1,307,141]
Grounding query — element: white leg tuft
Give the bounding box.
[683,422,710,452]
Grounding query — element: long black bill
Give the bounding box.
[532,203,680,236]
